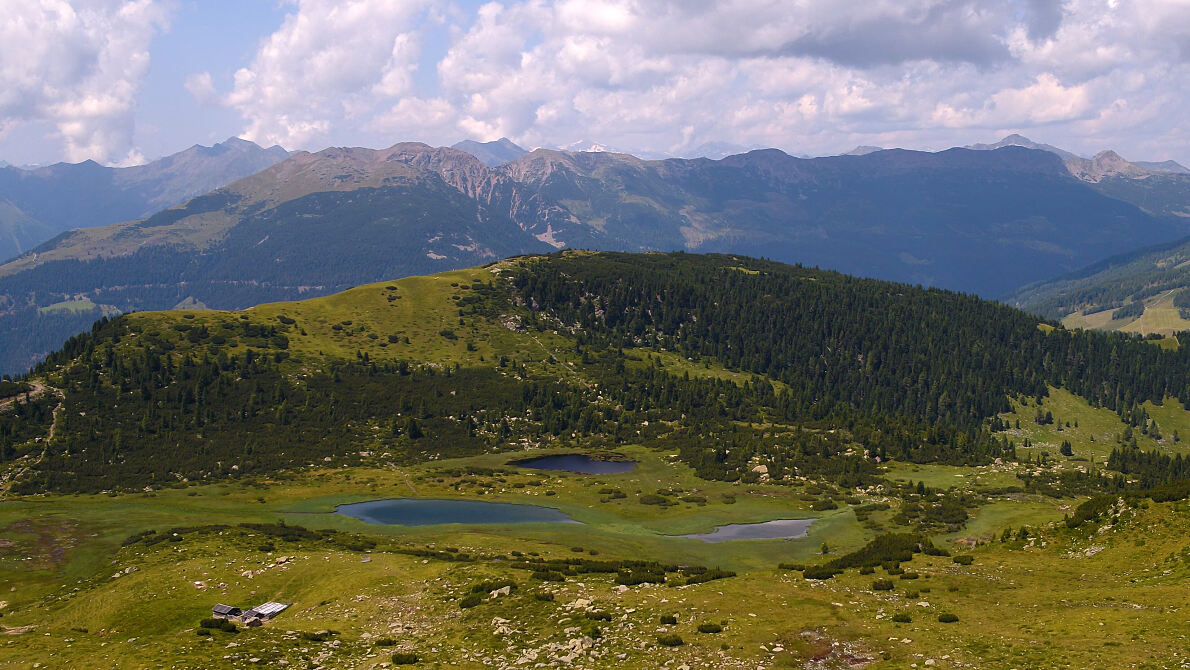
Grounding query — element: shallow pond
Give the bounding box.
[336,498,579,526]
[681,518,813,543]
[511,453,637,474]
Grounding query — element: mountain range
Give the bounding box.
[3,135,1190,374]
[0,137,289,263]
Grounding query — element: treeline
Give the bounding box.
[1107,447,1190,488]
[513,252,1190,440]
[20,310,888,491]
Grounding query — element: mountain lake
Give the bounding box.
[336,498,580,526]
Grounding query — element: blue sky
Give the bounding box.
[3,1,1190,167]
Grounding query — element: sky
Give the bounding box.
[3,0,1190,167]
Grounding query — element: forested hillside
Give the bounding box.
[1009,232,1190,335]
[2,142,1184,376]
[6,252,1190,496]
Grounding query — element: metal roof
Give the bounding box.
[249,601,290,616]
[212,604,240,614]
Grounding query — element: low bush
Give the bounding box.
[697,622,723,634]
[802,566,836,580]
[952,555,974,565]
[199,618,238,633]
[938,613,959,623]
[392,652,420,664]
[657,634,685,647]
[531,570,565,582]
[459,594,483,609]
[872,579,894,591]
[891,613,912,623]
[660,614,677,625]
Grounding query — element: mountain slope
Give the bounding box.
[10,251,1190,494]
[0,137,288,262]
[490,146,1183,295]
[968,134,1190,218]
[1007,233,1190,333]
[0,142,1185,375]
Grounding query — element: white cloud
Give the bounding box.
[0,0,170,164]
[184,71,216,104]
[223,0,438,149]
[36,0,1179,164]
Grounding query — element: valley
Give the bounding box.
[1,252,1189,668]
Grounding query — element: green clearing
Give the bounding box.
[2,458,1187,668]
[1062,289,1190,338]
[998,386,1190,463]
[36,299,119,316]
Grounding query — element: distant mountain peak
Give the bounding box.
[843,145,884,156]
[967,134,1189,183]
[451,138,527,167]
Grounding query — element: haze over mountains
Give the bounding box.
[3,134,1190,374]
[0,138,289,263]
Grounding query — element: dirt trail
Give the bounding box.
[0,382,63,498]
[395,467,417,494]
[0,381,50,413]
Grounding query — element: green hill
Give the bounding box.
[4,252,1190,667]
[7,250,1190,493]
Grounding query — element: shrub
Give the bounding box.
[531,570,565,582]
[195,628,211,636]
[900,572,920,580]
[585,611,612,621]
[952,555,974,565]
[858,566,875,575]
[199,618,238,633]
[639,494,669,505]
[938,613,959,623]
[459,594,483,609]
[533,591,555,602]
[891,613,912,623]
[468,579,516,595]
[392,652,420,664]
[660,614,678,625]
[922,544,950,556]
[802,566,836,580]
[697,622,723,634]
[872,579,894,591]
[374,637,397,646]
[657,634,685,647]
[811,499,838,511]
